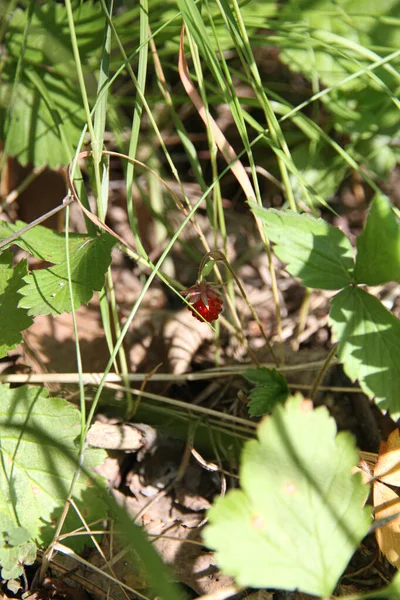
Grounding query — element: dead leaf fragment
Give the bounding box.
[373,428,400,567]
[87,421,157,452]
[374,429,400,485]
[374,480,400,567]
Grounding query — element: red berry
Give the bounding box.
[182,280,223,323]
[189,295,223,323]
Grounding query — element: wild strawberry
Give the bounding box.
[181,280,223,323]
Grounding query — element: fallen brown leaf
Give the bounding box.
[372,428,400,567]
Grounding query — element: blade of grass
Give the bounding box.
[125,0,149,257]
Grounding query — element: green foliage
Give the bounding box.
[251,203,355,290]
[0,4,99,168]
[19,232,116,316]
[0,384,107,549]
[354,194,400,285]
[243,367,289,417]
[0,251,33,358]
[0,220,117,317]
[330,286,400,416]
[277,0,400,177]
[253,193,400,418]
[289,142,348,204]
[204,395,371,597]
[0,514,36,592]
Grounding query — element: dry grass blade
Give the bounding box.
[178,25,255,201]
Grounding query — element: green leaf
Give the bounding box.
[250,205,354,289]
[5,526,31,547]
[203,395,371,597]
[0,252,33,358]
[354,194,400,285]
[289,142,348,204]
[247,386,288,417]
[330,286,400,418]
[1,4,105,168]
[0,221,91,263]
[279,0,399,89]
[277,0,400,176]
[0,515,36,582]
[200,260,218,278]
[18,234,116,316]
[244,368,289,417]
[0,385,107,549]
[1,67,84,169]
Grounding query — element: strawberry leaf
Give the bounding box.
[250,205,354,290]
[0,385,107,549]
[0,220,97,263]
[0,251,33,357]
[354,194,400,285]
[330,286,400,418]
[244,368,289,417]
[18,234,116,316]
[204,395,371,597]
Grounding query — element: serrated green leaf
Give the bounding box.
[0,221,91,263]
[0,385,107,549]
[18,234,116,316]
[354,194,400,285]
[330,286,400,418]
[250,205,354,289]
[248,386,288,417]
[243,367,284,387]
[0,252,33,357]
[204,395,371,597]
[244,368,289,417]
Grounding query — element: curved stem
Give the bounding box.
[310,344,338,402]
[199,250,278,367]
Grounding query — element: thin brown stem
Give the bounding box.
[310,344,338,402]
[199,250,278,367]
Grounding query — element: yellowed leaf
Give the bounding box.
[374,429,400,486]
[372,429,400,567]
[374,480,400,567]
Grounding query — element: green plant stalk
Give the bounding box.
[227,0,298,211]
[105,269,134,416]
[125,0,148,258]
[38,202,88,584]
[191,10,243,323]
[185,29,237,338]
[201,2,285,361]
[198,250,278,366]
[65,0,103,219]
[294,287,312,350]
[64,205,86,447]
[310,343,338,402]
[149,32,208,194]
[93,0,113,169]
[186,31,225,248]
[98,285,120,375]
[99,0,204,252]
